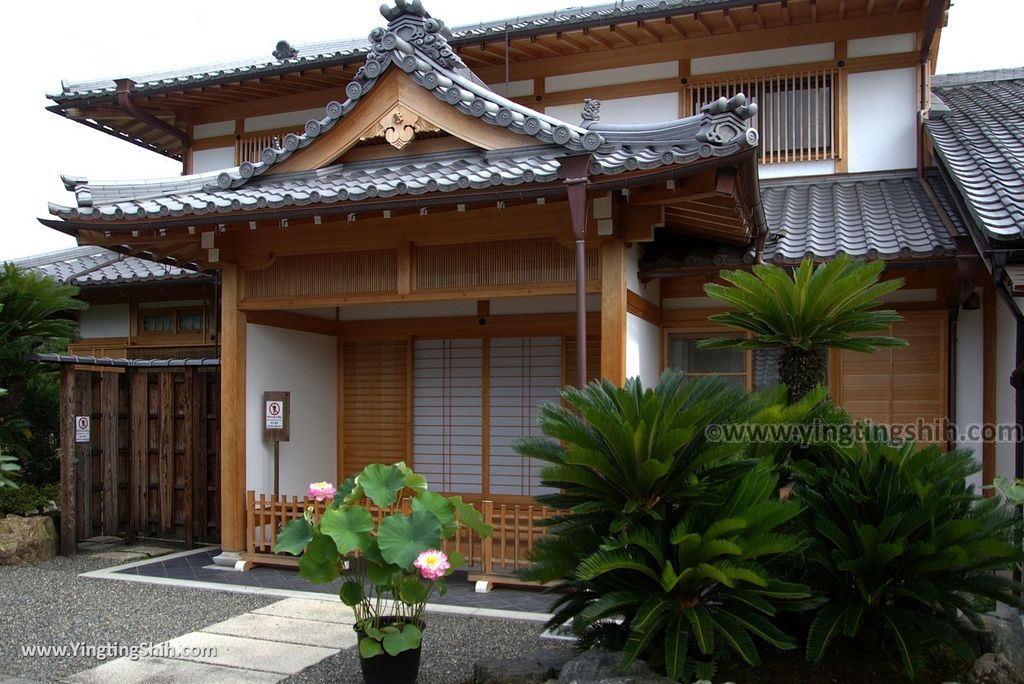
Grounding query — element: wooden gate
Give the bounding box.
[57,362,220,554]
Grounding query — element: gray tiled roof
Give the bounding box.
[53,0,740,102]
[51,5,757,218]
[761,173,958,263]
[26,353,219,368]
[10,246,207,286]
[926,69,1024,242]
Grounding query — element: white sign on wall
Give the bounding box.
[265,400,284,430]
[75,416,91,443]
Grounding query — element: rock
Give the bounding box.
[0,515,57,566]
[558,649,673,684]
[77,535,125,552]
[473,649,573,683]
[973,616,1024,671]
[968,653,1024,684]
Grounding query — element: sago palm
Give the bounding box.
[698,256,906,402]
[797,435,1024,678]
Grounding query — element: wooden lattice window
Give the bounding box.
[683,68,841,165]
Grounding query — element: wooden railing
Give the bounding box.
[683,67,841,165]
[244,491,559,580]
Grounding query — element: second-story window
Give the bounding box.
[684,68,840,165]
[138,306,206,338]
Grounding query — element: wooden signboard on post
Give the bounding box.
[264,391,290,496]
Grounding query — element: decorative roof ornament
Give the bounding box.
[581,99,601,127]
[374,0,458,70]
[697,93,759,152]
[273,41,299,60]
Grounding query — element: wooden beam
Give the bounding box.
[622,205,665,242]
[601,239,627,385]
[627,290,662,326]
[219,264,247,554]
[246,310,341,336]
[627,172,720,205]
[583,28,615,50]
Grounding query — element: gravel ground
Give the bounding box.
[0,553,276,682]
[285,612,574,684]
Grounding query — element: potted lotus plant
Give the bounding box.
[273,462,492,684]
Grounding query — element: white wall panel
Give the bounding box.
[692,43,834,75]
[245,108,324,132]
[487,79,534,98]
[545,61,677,93]
[847,68,917,173]
[848,33,916,58]
[546,92,679,126]
[193,121,234,139]
[245,324,337,495]
[955,297,984,490]
[79,304,129,338]
[626,313,661,388]
[758,160,836,180]
[192,147,235,174]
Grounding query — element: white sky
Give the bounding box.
[0,0,1015,261]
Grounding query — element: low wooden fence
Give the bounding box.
[244,491,559,581]
[58,365,220,554]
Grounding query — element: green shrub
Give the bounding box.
[797,435,1024,678]
[0,482,58,515]
[515,373,820,681]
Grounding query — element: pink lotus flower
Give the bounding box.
[414,549,450,580]
[308,481,336,502]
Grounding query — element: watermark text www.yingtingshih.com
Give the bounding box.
[20,642,218,662]
[704,419,1023,447]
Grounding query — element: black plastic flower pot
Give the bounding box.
[355,619,423,684]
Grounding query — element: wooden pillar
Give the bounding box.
[59,365,77,555]
[601,239,627,386]
[100,372,119,536]
[219,264,247,555]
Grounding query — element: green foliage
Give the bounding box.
[0,452,20,490]
[517,372,819,681]
[0,264,86,483]
[797,435,1024,678]
[516,372,817,557]
[274,462,492,659]
[698,256,906,401]
[0,482,59,513]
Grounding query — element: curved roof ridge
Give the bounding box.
[205,4,610,193]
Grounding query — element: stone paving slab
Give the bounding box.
[122,545,175,558]
[201,612,358,649]
[69,656,285,683]
[251,597,357,625]
[89,551,148,562]
[161,632,337,674]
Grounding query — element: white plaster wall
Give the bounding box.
[193,121,234,139]
[626,313,661,388]
[847,68,918,173]
[546,92,679,126]
[245,108,324,132]
[192,147,235,174]
[758,160,835,180]
[692,43,834,75]
[245,324,337,495]
[955,301,984,490]
[79,304,129,338]
[487,79,533,98]
[627,243,660,305]
[847,33,917,59]
[545,61,677,93]
[996,296,1019,483]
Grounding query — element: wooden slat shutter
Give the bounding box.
[832,311,948,444]
[342,340,409,478]
[564,335,600,387]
